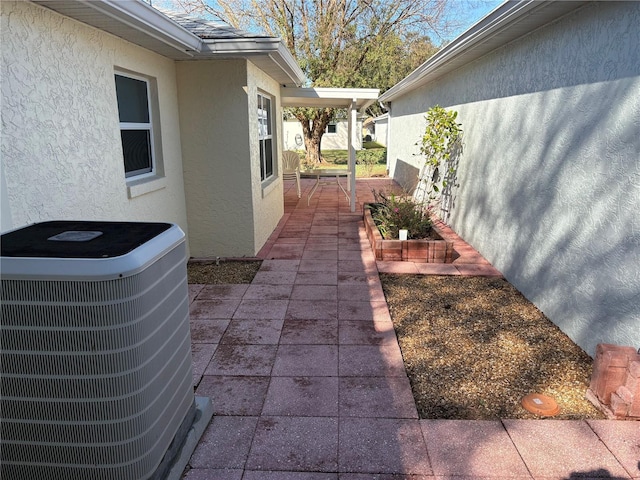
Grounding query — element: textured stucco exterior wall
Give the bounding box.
[247,61,285,254]
[386,2,640,356]
[1,1,189,239]
[177,59,284,257]
[177,59,254,257]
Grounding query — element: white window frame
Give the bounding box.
[115,71,156,179]
[326,122,338,134]
[258,92,274,182]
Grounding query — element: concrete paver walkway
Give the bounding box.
[183,177,639,479]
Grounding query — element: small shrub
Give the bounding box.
[363,140,385,149]
[369,190,433,240]
[356,149,386,177]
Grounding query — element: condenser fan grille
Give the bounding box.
[0,222,194,480]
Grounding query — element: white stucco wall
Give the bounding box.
[1,1,189,239]
[247,61,285,254]
[386,2,640,356]
[177,59,284,257]
[373,115,388,146]
[283,119,363,151]
[177,59,253,257]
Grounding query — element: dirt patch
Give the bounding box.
[380,274,604,420]
[187,259,261,285]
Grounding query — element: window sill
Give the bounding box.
[261,176,279,199]
[127,175,167,199]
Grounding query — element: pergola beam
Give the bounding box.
[280,87,379,112]
[280,87,380,212]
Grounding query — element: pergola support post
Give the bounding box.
[348,99,357,213]
[280,87,380,214]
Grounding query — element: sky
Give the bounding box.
[152,0,505,44]
[438,0,504,44]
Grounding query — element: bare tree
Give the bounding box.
[169,0,458,164]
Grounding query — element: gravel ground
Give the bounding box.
[187,259,262,284]
[187,261,603,420]
[380,274,604,420]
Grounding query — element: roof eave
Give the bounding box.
[379,0,589,103]
[31,0,305,86]
[101,0,203,52]
[200,36,281,54]
[32,0,203,57]
[198,38,305,87]
[270,43,306,87]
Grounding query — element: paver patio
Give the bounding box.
[183,177,639,479]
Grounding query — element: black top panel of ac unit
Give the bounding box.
[1,221,172,259]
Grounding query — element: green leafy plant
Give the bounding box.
[369,190,433,240]
[356,148,386,177]
[415,105,462,219]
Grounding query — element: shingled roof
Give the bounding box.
[31,0,305,86]
[157,9,271,40]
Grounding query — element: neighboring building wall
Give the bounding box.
[177,59,284,257]
[0,1,189,239]
[283,120,363,151]
[386,2,640,356]
[283,120,306,151]
[373,115,388,146]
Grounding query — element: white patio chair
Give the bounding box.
[282,150,301,198]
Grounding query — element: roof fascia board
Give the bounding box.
[379,0,587,103]
[81,0,203,54]
[268,45,306,87]
[31,1,304,84]
[107,1,304,85]
[199,36,282,54]
[199,37,304,86]
[379,0,540,102]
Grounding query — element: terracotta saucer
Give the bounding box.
[521,393,560,416]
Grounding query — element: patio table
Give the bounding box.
[301,168,351,206]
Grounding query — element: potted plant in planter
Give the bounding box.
[369,190,433,240]
[364,191,453,263]
[363,105,462,262]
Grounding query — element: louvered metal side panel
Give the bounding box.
[0,241,194,480]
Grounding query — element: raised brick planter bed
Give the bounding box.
[363,204,454,263]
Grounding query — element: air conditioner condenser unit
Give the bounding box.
[1,221,211,480]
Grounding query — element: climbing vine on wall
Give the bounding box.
[415,105,462,221]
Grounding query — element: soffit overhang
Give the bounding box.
[31,0,305,87]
